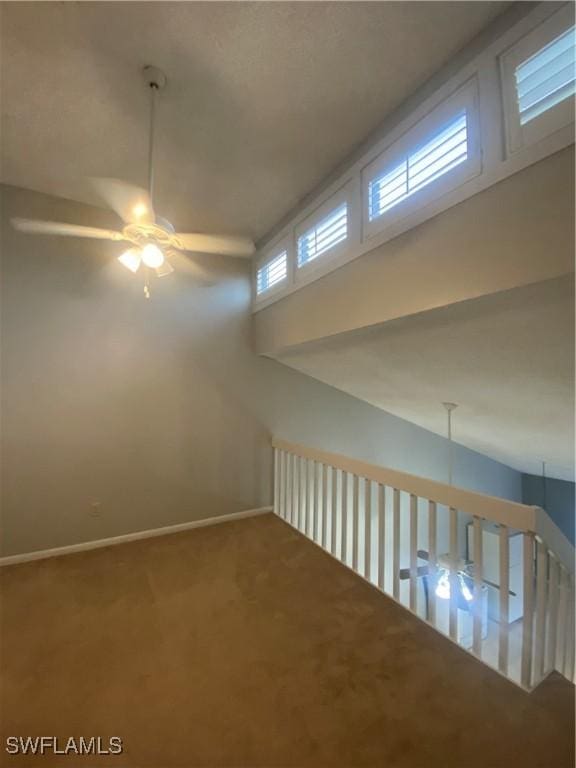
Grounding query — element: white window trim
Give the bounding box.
[362,79,481,243]
[500,4,575,156]
[252,2,574,313]
[294,181,357,283]
[253,235,292,302]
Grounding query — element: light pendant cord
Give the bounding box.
[442,402,458,486]
[448,409,452,485]
[144,267,151,299]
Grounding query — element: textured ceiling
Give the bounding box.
[276,278,575,481]
[1,1,509,240]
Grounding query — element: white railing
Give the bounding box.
[272,438,575,691]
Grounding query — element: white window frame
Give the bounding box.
[251,3,574,312]
[362,80,481,242]
[253,235,292,303]
[500,4,575,156]
[294,180,358,284]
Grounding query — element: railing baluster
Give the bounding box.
[428,501,438,627]
[341,472,348,565]
[308,459,316,540]
[378,485,386,591]
[409,494,418,612]
[352,475,360,572]
[290,454,299,528]
[449,507,458,642]
[364,478,372,581]
[281,450,286,519]
[557,565,568,676]
[316,463,320,541]
[315,462,321,542]
[498,523,509,675]
[546,555,559,675]
[290,454,296,527]
[284,452,291,522]
[272,448,280,516]
[290,453,298,528]
[472,515,483,656]
[278,450,284,519]
[534,539,548,682]
[280,450,286,520]
[392,489,400,600]
[321,464,328,548]
[313,461,318,541]
[283,451,289,521]
[567,579,575,682]
[296,457,304,531]
[301,457,308,533]
[521,532,535,688]
[275,449,280,517]
[331,467,338,556]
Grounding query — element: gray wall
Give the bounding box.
[1,185,522,557]
[522,473,575,545]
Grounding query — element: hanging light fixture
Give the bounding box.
[118,248,142,273]
[434,553,475,604]
[141,243,165,269]
[11,65,256,300]
[435,567,475,603]
[436,569,451,600]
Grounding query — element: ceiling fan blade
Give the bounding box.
[11,218,123,241]
[156,260,174,278]
[89,177,155,225]
[399,565,430,580]
[175,232,255,258]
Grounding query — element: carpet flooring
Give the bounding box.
[0,513,574,767]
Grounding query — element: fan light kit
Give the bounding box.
[398,548,514,617]
[12,65,255,297]
[435,557,474,603]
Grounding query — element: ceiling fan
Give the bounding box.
[11,66,255,297]
[399,549,516,620]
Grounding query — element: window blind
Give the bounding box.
[515,25,576,125]
[256,250,288,295]
[297,202,348,267]
[368,110,468,221]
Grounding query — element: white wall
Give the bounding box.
[1,184,522,556]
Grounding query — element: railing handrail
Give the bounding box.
[273,438,575,687]
[273,438,537,532]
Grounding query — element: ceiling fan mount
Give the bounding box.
[122,221,176,250]
[12,64,255,297]
[142,65,167,91]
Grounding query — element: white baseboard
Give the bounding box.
[0,506,273,567]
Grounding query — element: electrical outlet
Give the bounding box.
[90,501,102,516]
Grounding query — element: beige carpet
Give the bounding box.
[0,513,574,767]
